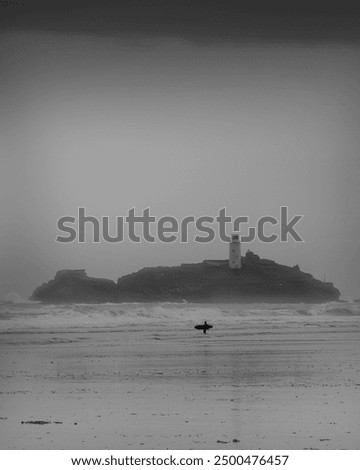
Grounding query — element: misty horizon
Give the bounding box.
[1,3,360,300]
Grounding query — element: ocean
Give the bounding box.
[1,300,360,449]
[1,300,359,333]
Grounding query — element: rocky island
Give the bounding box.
[30,249,340,303]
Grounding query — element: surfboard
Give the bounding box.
[194,323,213,331]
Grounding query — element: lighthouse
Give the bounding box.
[229,233,241,269]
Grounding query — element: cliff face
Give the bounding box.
[30,254,341,303]
[31,269,118,303]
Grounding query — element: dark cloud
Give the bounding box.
[1,1,360,44]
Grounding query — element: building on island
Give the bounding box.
[229,233,241,269]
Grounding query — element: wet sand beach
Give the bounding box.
[0,302,359,449]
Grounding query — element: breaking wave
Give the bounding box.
[0,300,360,333]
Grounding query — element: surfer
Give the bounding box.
[194,321,213,334]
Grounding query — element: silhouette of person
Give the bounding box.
[203,321,208,334]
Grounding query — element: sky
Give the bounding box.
[1,1,360,299]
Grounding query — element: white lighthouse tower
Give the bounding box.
[229,233,241,269]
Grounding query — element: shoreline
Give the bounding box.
[0,318,359,449]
